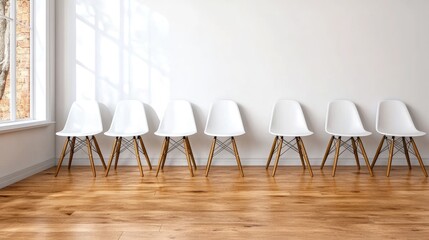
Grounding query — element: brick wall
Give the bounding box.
[0,0,31,121]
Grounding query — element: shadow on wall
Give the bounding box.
[75,0,170,117]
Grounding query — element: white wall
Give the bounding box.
[0,126,55,188]
[56,0,429,166]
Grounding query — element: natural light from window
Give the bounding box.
[75,0,171,117]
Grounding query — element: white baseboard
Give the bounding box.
[61,157,421,167]
[0,158,56,189]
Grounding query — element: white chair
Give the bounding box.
[155,100,197,177]
[104,100,152,177]
[266,100,313,177]
[320,100,374,177]
[205,100,245,177]
[55,100,106,177]
[371,100,427,177]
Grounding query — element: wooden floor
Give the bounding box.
[0,165,428,239]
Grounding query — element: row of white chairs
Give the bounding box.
[55,99,428,178]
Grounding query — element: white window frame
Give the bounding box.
[0,0,54,132]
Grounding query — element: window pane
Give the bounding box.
[0,0,11,121]
[16,0,30,120]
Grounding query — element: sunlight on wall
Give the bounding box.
[75,0,170,116]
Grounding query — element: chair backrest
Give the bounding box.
[62,100,103,135]
[325,100,367,135]
[269,100,312,136]
[205,100,245,137]
[156,100,197,136]
[107,100,149,135]
[376,100,419,134]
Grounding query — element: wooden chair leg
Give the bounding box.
[321,136,334,169]
[371,136,385,169]
[266,136,278,169]
[138,136,152,170]
[332,137,341,177]
[298,137,313,177]
[133,137,144,177]
[205,137,217,177]
[410,137,428,177]
[161,137,170,170]
[156,137,168,177]
[386,137,395,177]
[356,137,374,177]
[185,137,197,170]
[296,137,306,170]
[68,137,76,170]
[105,137,118,177]
[92,136,106,170]
[351,137,360,170]
[231,137,244,177]
[114,137,123,170]
[86,136,96,177]
[402,137,412,170]
[272,136,283,177]
[55,137,70,177]
[183,137,194,177]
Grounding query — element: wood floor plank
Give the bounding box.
[0,232,123,240]
[0,166,428,239]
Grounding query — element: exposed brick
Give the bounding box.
[0,0,30,120]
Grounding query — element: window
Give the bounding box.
[0,0,31,122]
[0,0,51,131]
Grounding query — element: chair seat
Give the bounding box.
[326,130,371,137]
[57,100,103,138]
[155,130,196,137]
[269,130,313,137]
[56,130,102,137]
[105,100,149,138]
[204,130,245,137]
[325,100,371,138]
[377,130,426,137]
[376,100,425,139]
[104,130,148,137]
[204,100,245,138]
[155,100,197,138]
